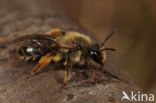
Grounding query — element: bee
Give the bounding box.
[1,28,115,84]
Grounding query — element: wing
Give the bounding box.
[0,28,65,48]
[14,34,60,48]
[14,34,74,50]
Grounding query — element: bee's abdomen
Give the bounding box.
[18,46,51,62]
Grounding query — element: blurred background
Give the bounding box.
[60,0,156,93]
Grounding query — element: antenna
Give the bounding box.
[101,29,117,47]
[100,48,116,51]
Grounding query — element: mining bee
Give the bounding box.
[0,28,115,85]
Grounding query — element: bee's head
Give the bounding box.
[89,44,104,65]
[89,29,116,66]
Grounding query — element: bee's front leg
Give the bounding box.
[81,68,99,84]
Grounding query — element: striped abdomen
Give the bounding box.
[18,46,52,62]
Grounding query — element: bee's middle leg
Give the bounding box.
[64,62,72,85]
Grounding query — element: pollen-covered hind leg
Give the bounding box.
[30,53,52,76]
[45,28,65,36]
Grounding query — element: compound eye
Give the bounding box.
[90,51,97,55]
[89,50,102,64]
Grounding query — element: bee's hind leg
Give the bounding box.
[0,38,11,48]
[45,28,65,36]
[29,53,53,78]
